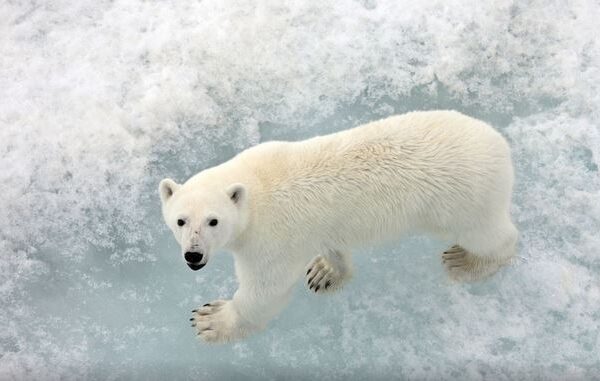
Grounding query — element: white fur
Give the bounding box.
[160,110,518,343]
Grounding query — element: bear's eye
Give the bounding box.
[177,219,185,227]
[208,219,218,227]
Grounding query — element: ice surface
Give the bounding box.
[1,0,599,380]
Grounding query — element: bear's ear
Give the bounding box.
[226,183,246,205]
[159,178,180,203]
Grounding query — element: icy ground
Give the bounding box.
[1,1,599,380]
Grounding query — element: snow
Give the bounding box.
[1,0,599,379]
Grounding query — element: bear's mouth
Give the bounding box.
[187,263,206,271]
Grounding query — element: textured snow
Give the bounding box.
[1,0,599,380]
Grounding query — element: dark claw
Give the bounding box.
[189,318,194,321]
[203,303,211,307]
[307,268,312,275]
[315,285,320,292]
[309,283,314,291]
[308,276,315,284]
[325,280,331,289]
[191,323,196,327]
[192,309,197,313]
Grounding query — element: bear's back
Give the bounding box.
[232,111,509,243]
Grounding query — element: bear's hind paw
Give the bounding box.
[442,245,505,282]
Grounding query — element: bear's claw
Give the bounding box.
[305,255,347,294]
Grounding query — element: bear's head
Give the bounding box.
[159,178,248,271]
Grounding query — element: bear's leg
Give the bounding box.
[191,286,294,343]
[305,249,353,294]
[442,218,518,282]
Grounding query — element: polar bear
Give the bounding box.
[159,110,517,343]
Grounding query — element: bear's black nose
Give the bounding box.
[184,251,203,263]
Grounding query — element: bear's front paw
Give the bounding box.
[191,300,247,343]
[305,255,348,294]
